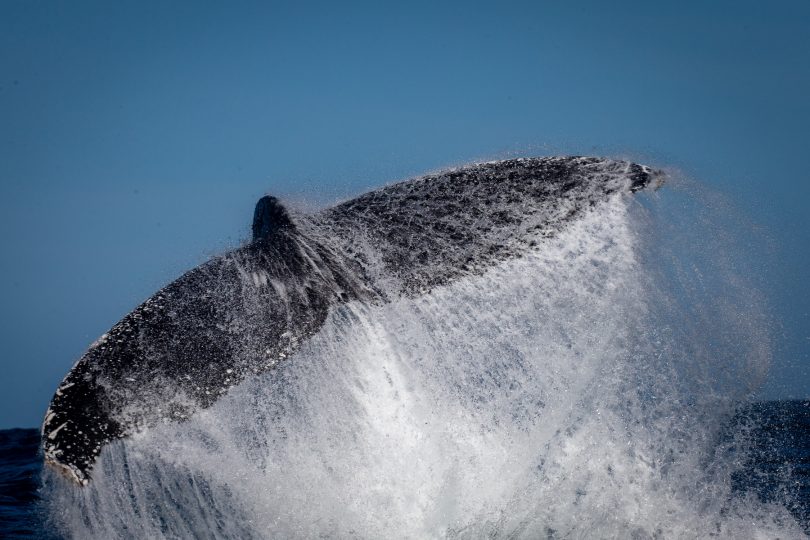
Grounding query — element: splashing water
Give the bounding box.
[42,181,805,538]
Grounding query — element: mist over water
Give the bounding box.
[42,183,805,538]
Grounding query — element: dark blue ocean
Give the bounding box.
[2,401,808,538]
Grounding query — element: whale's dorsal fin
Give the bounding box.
[252,196,295,242]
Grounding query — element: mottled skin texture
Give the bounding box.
[43,157,662,485]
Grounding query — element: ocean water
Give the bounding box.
[2,403,808,538]
[4,176,810,538]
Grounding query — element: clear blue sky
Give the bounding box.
[1,1,808,428]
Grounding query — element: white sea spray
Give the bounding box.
[43,185,804,539]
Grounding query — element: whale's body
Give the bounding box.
[42,156,662,485]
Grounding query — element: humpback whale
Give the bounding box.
[42,156,663,486]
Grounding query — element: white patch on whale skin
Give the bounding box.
[55,382,75,397]
[90,333,109,348]
[47,422,69,440]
